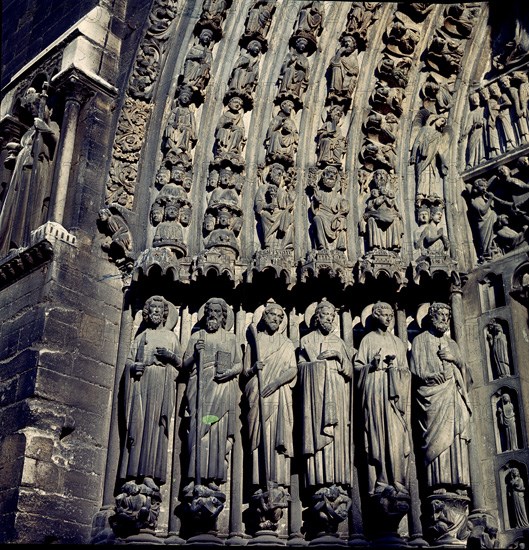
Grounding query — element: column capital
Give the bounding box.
[51,66,117,104]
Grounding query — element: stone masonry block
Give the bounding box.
[25,435,54,462]
[63,469,102,502]
[0,433,25,489]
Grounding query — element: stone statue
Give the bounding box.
[298,299,353,488]
[512,71,529,144]
[309,165,349,251]
[497,394,519,451]
[377,56,411,89]
[415,205,450,256]
[494,214,528,253]
[164,86,197,157]
[461,92,485,170]
[182,298,242,485]
[466,510,499,550]
[295,1,324,42]
[244,1,273,41]
[244,300,297,531]
[506,468,529,528]
[410,116,449,200]
[427,34,463,76]
[265,100,299,164]
[481,87,501,158]
[152,202,187,257]
[0,85,59,254]
[465,178,501,263]
[328,35,359,100]
[386,20,419,56]
[98,207,133,262]
[410,302,471,491]
[442,3,478,39]
[214,96,246,164]
[227,40,262,100]
[254,163,295,250]
[119,296,182,488]
[316,105,347,167]
[203,206,241,258]
[346,2,380,45]
[361,169,403,252]
[278,37,310,102]
[182,29,214,93]
[198,0,228,35]
[486,320,511,378]
[494,78,517,150]
[354,302,410,498]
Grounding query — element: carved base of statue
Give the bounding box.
[369,483,410,547]
[183,481,226,545]
[108,479,161,540]
[466,509,499,550]
[426,492,470,547]
[306,485,351,545]
[358,249,407,290]
[247,485,290,544]
[192,247,239,281]
[301,250,354,286]
[249,249,295,286]
[413,253,458,285]
[133,247,191,282]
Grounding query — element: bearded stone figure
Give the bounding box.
[119,296,182,489]
[410,302,471,491]
[182,298,242,485]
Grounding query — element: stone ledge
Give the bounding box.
[0,223,77,291]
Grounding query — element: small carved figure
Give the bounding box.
[328,35,359,100]
[361,170,403,252]
[278,37,310,102]
[311,484,351,535]
[354,302,411,497]
[111,478,161,536]
[164,86,197,157]
[366,111,398,144]
[265,100,299,164]
[152,202,187,256]
[371,84,404,116]
[493,79,517,150]
[465,178,499,263]
[512,71,529,143]
[499,74,529,145]
[346,2,380,45]
[427,34,463,76]
[361,141,396,172]
[182,29,214,93]
[461,92,485,169]
[415,205,450,255]
[298,299,353,488]
[316,105,347,167]
[227,40,262,100]
[118,296,182,487]
[254,164,295,250]
[0,85,59,254]
[244,1,273,41]
[295,1,324,42]
[486,321,511,378]
[410,303,471,490]
[466,510,499,550]
[99,208,133,260]
[209,166,241,209]
[204,207,241,257]
[182,298,242,484]
[214,96,246,164]
[506,468,529,528]
[198,0,228,35]
[497,394,519,451]
[494,214,528,253]
[309,166,349,251]
[492,165,529,213]
[443,3,478,39]
[410,116,449,200]
[377,56,411,89]
[481,87,501,158]
[386,20,419,56]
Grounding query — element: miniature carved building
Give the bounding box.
[1,1,529,547]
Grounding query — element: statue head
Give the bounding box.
[99,208,112,222]
[178,85,193,105]
[280,99,294,115]
[417,204,430,224]
[204,298,228,332]
[227,96,243,111]
[143,296,169,328]
[372,301,394,331]
[295,36,308,52]
[164,202,180,221]
[261,300,285,334]
[268,163,285,185]
[502,394,512,405]
[219,166,234,188]
[428,302,451,335]
[321,166,339,189]
[340,34,356,52]
[199,28,214,46]
[315,298,336,335]
[21,86,40,117]
[150,203,164,224]
[430,205,443,223]
[247,39,262,56]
